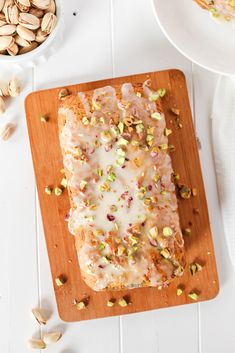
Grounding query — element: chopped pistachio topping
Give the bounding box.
[102,256,110,264]
[108,172,116,182]
[163,227,173,237]
[55,276,66,287]
[157,88,166,97]
[61,178,67,188]
[118,122,124,134]
[101,130,112,142]
[188,292,199,301]
[40,115,49,123]
[164,128,172,137]
[107,300,115,307]
[177,288,183,296]
[179,185,192,199]
[92,100,102,110]
[76,301,86,310]
[117,137,129,146]
[136,123,144,134]
[182,228,192,236]
[130,236,138,246]
[189,262,203,276]
[54,187,63,196]
[160,248,170,259]
[97,168,103,177]
[118,297,128,307]
[99,182,111,192]
[192,188,197,196]
[153,173,160,183]
[131,140,139,147]
[147,126,155,134]
[159,143,168,150]
[149,93,159,101]
[90,116,97,125]
[171,107,180,116]
[133,158,142,167]
[149,226,158,239]
[82,116,89,125]
[80,180,87,191]
[151,112,162,120]
[173,173,180,181]
[45,186,52,195]
[111,126,119,136]
[110,204,118,212]
[146,134,154,146]
[75,147,82,156]
[136,92,142,97]
[99,243,105,251]
[116,156,125,166]
[116,148,126,157]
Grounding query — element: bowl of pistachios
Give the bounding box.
[0,0,61,65]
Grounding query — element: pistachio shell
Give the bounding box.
[29,7,44,17]
[0,35,14,50]
[5,4,19,24]
[41,12,56,34]
[45,0,55,14]
[42,332,62,345]
[16,24,35,40]
[0,0,5,12]
[27,338,46,350]
[8,77,20,96]
[31,0,51,10]
[0,123,16,140]
[31,307,48,325]
[0,82,9,96]
[14,0,30,12]
[18,12,40,30]
[0,12,6,21]
[14,33,29,46]
[19,40,37,54]
[0,24,16,35]
[35,27,47,42]
[0,96,6,114]
[3,0,14,14]
[0,19,6,26]
[7,41,18,55]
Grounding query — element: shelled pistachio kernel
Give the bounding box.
[157,88,166,97]
[107,299,115,307]
[171,107,180,116]
[118,297,128,307]
[27,338,46,350]
[179,185,192,199]
[40,115,49,122]
[182,228,192,236]
[188,292,199,301]
[55,275,66,287]
[76,301,86,310]
[45,186,52,195]
[189,262,203,276]
[54,187,63,196]
[58,88,70,100]
[61,178,67,188]
[177,288,183,296]
[163,227,173,237]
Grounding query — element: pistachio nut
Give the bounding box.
[41,12,56,34]
[8,77,20,96]
[0,123,16,140]
[42,332,62,345]
[31,0,51,10]
[0,19,7,27]
[45,0,56,14]
[18,12,40,30]
[19,40,37,54]
[5,4,19,24]
[14,33,30,46]
[27,338,46,350]
[3,0,14,14]
[29,7,44,18]
[0,24,16,35]
[0,82,9,96]
[0,35,14,50]
[32,307,48,325]
[7,41,18,55]
[16,24,35,40]
[35,28,47,42]
[0,96,6,114]
[14,0,30,12]
[0,0,5,12]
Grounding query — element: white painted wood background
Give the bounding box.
[0,0,235,352]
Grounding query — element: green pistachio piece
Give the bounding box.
[101,130,112,142]
[45,186,52,195]
[136,123,144,134]
[188,292,199,301]
[163,227,173,237]
[157,88,166,97]
[118,122,124,134]
[55,276,66,286]
[151,112,162,120]
[108,172,116,182]
[82,116,89,125]
[117,244,125,256]
[40,115,49,123]
[61,178,67,188]
[76,301,86,310]
[189,262,203,276]
[116,156,125,166]
[97,168,103,177]
[116,148,126,157]
[177,288,183,296]
[117,137,129,146]
[111,126,119,136]
[179,185,192,199]
[118,298,128,307]
[160,248,170,259]
[149,226,158,239]
[153,173,160,183]
[107,300,115,307]
[165,128,172,137]
[149,93,159,101]
[99,243,105,251]
[79,180,87,191]
[54,187,63,196]
[159,143,168,150]
[102,256,110,264]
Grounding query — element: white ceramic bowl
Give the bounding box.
[152,0,235,76]
[0,0,62,68]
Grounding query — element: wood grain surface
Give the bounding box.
[24,69,219,322]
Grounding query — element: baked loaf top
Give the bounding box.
[58,81,185,291]
[194,0,235,20]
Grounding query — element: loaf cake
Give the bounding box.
[194,0,235,21]
[58,81,185,291]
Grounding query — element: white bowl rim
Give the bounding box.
[151,0,235,77]
[0,0,62,63]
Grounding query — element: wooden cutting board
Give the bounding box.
[25,69,219,322]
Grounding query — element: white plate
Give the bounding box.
[152,0,235,76]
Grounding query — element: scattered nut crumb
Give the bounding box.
[55,275,67,287]
[0,122,15,140]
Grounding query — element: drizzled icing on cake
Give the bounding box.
[59,82,184,291]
